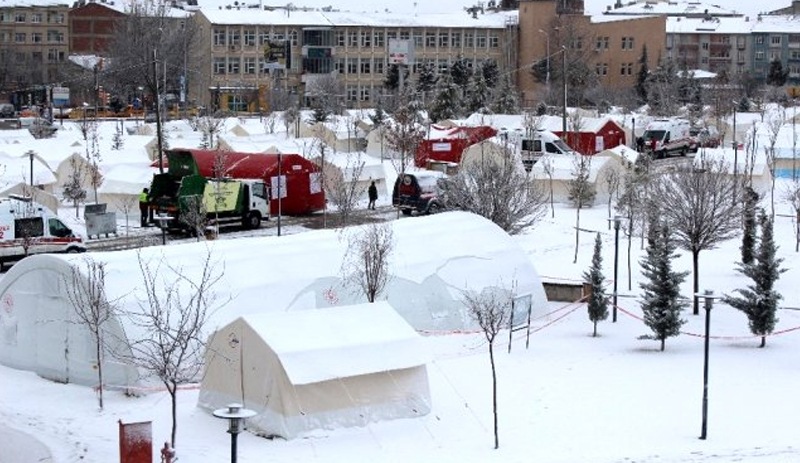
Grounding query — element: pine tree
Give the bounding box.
[741,187,760,265]
[766,59,788,87]
[725,211,786,348]
[635,45,649,104]
[583,233,608,337]
[450,55,473,87]
[639,224,688,351]
[415,61,438,99]
[465,74,492,114]
[429,73,461,123]
[490,74,520,114]
[480,60,500,88]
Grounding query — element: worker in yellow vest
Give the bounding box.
[139,187,151,227]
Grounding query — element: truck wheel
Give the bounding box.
[427,203,442,215]
[66,246,83,254]
[244,212,262,229]
[401,209,412,216]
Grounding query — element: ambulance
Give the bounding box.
[0,196,85,270]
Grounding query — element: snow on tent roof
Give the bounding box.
[240,302,428,385]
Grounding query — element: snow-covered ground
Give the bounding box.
[2,184,800,462]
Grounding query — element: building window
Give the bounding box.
[360,86,371,101]
[32,51,41,62]
[374,31,384,48]
[771,35,782,46]
[387,31,397,41]
[439,32,449,48]
[755,35,764,45]
[290,30,298,46]
[438,59,449,74]
[570,37,583,50]
[595,63,608,75]
[347,58,357,74]
[335,58,344,73]
[702,42,709,50]
[336,31,345,47]
[348,31,358,47]
[789,34,800,44]
[0,12,8,22]
[465,32,474,48]
[15,33,25,43]
[361,31,371,48]
[770,50,781,61]
[214,29,226,46]
[31,32,42,43]
[595,36,609,50]
[400,31,410,41]
[360,58,371,74]
[790,50,800,60]
[476,33,487,48]
[374,58,384,74]
[426,32,436,48]
[621,36,634,50]
[347,86,357,101]
[14,13,26,23]
[244,57,256,74]
[47,13,64,24]
[413,32,422,48]
[789,64,800,76]
[244,29,256,46]
[228,30,240,46]
[31,13,42,23]
[451,31,461,48]
[620,62,633,75]
[489,34,499,48]
[227,58,240,74]
[755,51,765,61]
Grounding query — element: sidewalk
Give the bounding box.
[0,424,53,463]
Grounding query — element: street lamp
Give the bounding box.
[696,289,722,440]
[732,101,738,183]
[213,403,256,463]
[608,215,628,322]
[28,150,34,189]
[538,29,550,86]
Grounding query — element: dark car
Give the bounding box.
[0,104,15,118]
[392,172,445,216]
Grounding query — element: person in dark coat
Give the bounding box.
[367,180,378,210]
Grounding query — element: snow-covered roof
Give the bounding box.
[530,153,612,181]
[750,14,800,33]
[198,8,516,28]
[601,0,741,17]
[666,16,754,34]
[241,302,428,385]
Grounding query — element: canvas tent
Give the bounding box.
[199,302,431,439]
[0,212,548,388]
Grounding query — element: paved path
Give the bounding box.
[0,424,53,463]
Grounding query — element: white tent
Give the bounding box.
[198,302,430,439]
[0,212,548,387]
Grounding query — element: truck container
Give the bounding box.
[0,196,85,270]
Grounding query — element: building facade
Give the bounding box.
[191,8,518,111]
[69,0,125,55]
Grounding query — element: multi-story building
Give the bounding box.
[517,0,664,104]
[191,7,519,111]
[69,0,125,56]
[665,16,753,77]
[0,0,70,102]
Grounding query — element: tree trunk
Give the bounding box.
[96,338,104,410]
[760,335,766,348]
[692,249,700,315]
[573,208,581,264]
[489,343,499,450]
[627,219,633,291]
[170,386,178,447]
[660,337,665,351]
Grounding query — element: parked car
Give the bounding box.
[392,171,445,216]
[0,104,15,118]
[689,126,720,152]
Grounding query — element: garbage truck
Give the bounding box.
[149,174,270,234]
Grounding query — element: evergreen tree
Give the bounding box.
[639,224,688,351]
[583,233,609,337]
[741,187,760,265]
[384,64,409,91]
[725,211,786,348]
[415,61,438,98]
[450,55,473,87]
[490,74,520,114]
[766,59,788,87]
[429,73,461,123]
[465,74,492,114]
[635,45,649,104]
[480,60,500,88]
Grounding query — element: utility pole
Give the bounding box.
[561,46,567,134]
[153,49,164,174]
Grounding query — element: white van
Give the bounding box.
[520,130,576,171]
[0,196,85,270]
[641,118,692,158]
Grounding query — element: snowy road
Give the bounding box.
[0,424,52,463]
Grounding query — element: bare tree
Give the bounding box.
[567,155,596,263]
[540,156,556,218]
[341,223,394,302]
[783,180,800,252]
[307,74,344,122]
[604,168,621,229]
[63,257,117,410]
[113,195,138,236]
[282,106,300,138]
[179,194,207,240]
[195,114,225,149]
[462,286,514,450]
[62,157,87,218]
[650,158,742,314]
[764,110,785,219]
[263,111,278,134]
[125,249,225,448]
[439,155,547,235]
[324,153,367,227]
[385,97,425,176]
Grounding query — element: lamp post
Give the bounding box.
[732,101,738,184]
[538,29,550,86]
[561,46,567,134]
[632,116,636,149]
[608,215,627,322]
[697,290,721,440]
[213,403,256,463]
[28,150,34,189]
